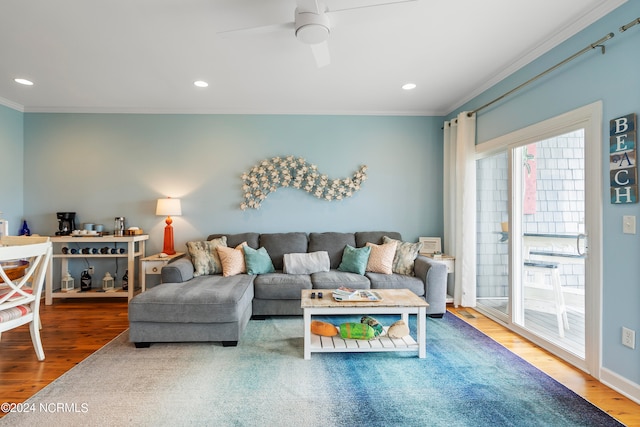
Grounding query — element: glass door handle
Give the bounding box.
[577,233,587,256]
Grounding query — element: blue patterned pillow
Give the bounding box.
[337,245,371,275]
[243,246,276,275]
[382,236,423,276]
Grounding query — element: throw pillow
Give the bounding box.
[283,251,330,274]
[337,245,371,275]
[365,241,397,274]
[382,236,423,276]
[216,242,247,277]
[360,316,384,337]
[310,320,338,337]
[186,237,227,277]
[387,320,410,338]
[339,322,376,340]
[243,245,276,275]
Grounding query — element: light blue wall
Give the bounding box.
[451,1,640,394]
[23,114,443,255]
[0,104,24,234]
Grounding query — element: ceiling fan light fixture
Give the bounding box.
[295,11,330,44]
[402,83,417,90]
[194,80,209,88]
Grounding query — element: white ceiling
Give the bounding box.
[0,0,625,116]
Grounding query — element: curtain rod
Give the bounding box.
[468,32,614,117]
[620,17,640,32]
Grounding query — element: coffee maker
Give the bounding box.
[56,212,76,235]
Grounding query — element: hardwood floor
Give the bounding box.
[1,301,638,424]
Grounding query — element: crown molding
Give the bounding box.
[444,0,627,115]
[0,96,24,112]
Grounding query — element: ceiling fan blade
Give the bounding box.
[329,0,417,14]
[310,41,330,68]
[218,22,293,39]
[296,0,324,14]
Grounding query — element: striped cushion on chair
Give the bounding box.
[0,305,32,323]
[0,287,33,302]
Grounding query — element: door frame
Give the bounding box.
[475,101,603,377]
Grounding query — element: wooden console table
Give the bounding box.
[45,235,148,304]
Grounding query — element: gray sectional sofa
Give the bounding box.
[128,231,448,347]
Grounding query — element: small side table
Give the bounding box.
[422,253,455,273]
[421,253,455,303]
[140,252,185,292]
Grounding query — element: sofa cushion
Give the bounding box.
[310,271,371,290]
[382,236,423,276]
[208,233,259,249]
[243,246,276,275]
[283,251,330,274]
[355,231,402,248]
[186,237,227,276]
[260,232,308,270]
[128,274,254,323]
[365,241,397,274]
[338,245,371,275]
[253,273,312,299]
[216,243,246,277]
[365,272,425,297]
[308,232,356,269]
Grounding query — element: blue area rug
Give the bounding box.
[303,313,623,427]
[1,313,623,426]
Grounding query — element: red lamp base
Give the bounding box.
[162,216,176,255]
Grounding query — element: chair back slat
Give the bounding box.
[0,236,52,361]
[0,238,52,305]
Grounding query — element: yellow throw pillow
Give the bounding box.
[216,242,247,277]
[310,320,338,337]
[365,241,397,274]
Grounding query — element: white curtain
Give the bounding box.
[443,112,477,307]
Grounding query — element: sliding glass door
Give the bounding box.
[512,133,586,359]
[474,103,602,375]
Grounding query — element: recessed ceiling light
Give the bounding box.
[194,80,209,88]
[402,83,416,91]
[14,78,34,86]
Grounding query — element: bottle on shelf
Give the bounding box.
[122,270,128,291]
[19,220,31,236]
[80,269,92,291]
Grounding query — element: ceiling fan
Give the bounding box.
[218,0,417,68]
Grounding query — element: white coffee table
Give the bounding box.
[301,288,428,360]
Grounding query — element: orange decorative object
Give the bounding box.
[156,197,182,256]
[310,320,338,337]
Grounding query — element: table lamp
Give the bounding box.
[156,197,182,255]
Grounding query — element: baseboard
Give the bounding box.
[600,366,640,405]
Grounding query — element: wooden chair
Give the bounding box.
[0,236,52,360]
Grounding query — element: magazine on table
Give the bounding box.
[332,287,382,302]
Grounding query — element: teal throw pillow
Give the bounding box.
[337,245,371,275]
[243,246,276,275]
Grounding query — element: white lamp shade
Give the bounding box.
[156,198,182,216]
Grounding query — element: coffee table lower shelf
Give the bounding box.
[310,326,419,354]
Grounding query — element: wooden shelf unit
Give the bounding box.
[45,235,148,304]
